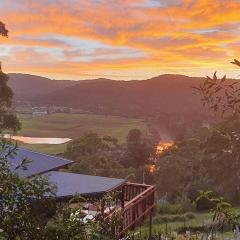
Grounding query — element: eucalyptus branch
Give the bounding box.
[194,60,240,116]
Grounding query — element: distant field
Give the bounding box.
[18,142,68,155]
[17,113,148,154]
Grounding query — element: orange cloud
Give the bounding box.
[0,0,240,79]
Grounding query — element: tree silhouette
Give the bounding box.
[0,21,21,132]
[0,21,8,37]
[195,60,240,202]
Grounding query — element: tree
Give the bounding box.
[154,139,203,199]
[197,191,240,233]
[0,65,21,132]
[0,22,55,239]
[0,22,53,239]
[123,129,153,168]
[201,117,240,202]
[196,60,240,116]
[0,141,56,239]
[0,21,20,133]
[184,176,216,210]
[65,133,113,159]
[0,21,122,240]
[195,60,240,202]
[127,129,142,144]
[0,21,8,37]
[65,133,135,179]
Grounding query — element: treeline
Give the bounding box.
[63,129,157,183]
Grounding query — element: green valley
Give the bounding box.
[17,113,148,154]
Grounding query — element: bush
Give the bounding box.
[196,197,215,211]
[153,214,187,224]
[174,195,197,213]
[184,213,196,220]
[158,197,196,215]
[0,233,7,240]
[158,201,183,214]
[172,215,186,222]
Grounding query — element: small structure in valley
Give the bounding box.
[32,107,48,117]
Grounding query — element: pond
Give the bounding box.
[3,135,72,145]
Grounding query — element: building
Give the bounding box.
[32,107,48,117]
[7,147,156,237]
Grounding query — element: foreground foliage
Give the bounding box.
[153,59,240,204]
[0,64,21,133]
[0,140,124,239]
[0,140,55,239]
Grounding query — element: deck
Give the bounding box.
[116,182,156,237]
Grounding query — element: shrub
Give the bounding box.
[172,215,186,222]
[153,214,187,224]
[196,197,215,211]
[174,195,197,213]
[158,196,197,215]
[0,232,7,240]
[158,201,183,214]
[184,213,196,220]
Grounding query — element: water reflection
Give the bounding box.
[4,135,72,144]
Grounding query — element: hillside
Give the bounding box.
[9,73,207,117]
[34,74,205,117]
[8,73,77,100]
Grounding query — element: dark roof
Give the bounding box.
[46,171,126,198]
[8,148,72,177]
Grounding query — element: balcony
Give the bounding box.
[112,182,156,237]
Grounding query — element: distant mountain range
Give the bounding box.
[8,73,77,100]
[9,73,207,117]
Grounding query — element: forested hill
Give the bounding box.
[9,73,207,117]
[8,73,77,100]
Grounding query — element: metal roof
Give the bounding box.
[7,148,72,177]
[45,171,126,198]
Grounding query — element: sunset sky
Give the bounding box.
[0,0,240,80]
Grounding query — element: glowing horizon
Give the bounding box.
[0,0,240,80]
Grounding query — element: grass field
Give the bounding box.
[18,142,69,155]
[152,212,211,231]
[138,212,212,236]
[17,113,148,154]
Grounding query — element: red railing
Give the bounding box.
[118,183,156,237]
